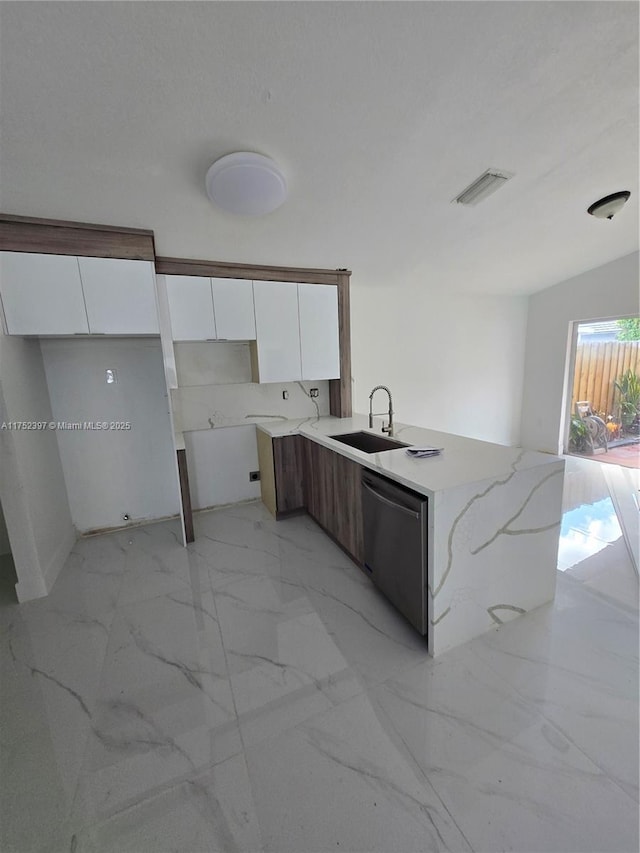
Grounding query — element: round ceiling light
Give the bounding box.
[205,152,287,216]
[587,191,631,220]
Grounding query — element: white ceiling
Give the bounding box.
[0,1,637,295]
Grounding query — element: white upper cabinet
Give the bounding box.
[78,257,159,334]
[252,280,341,384]
[165,276,255,341]
[0,251,89,335]
[0,252,343,383]
[252,281,302,383]
[298,283,340,380]
[166,275,216,340]
[211,277,256,340]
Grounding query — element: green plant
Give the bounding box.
[569,416,590,453]
[614,369,640,430]
[616,318,640,341]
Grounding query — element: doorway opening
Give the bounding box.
[565,317,639,469]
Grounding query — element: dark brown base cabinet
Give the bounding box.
[257,432,364,566]
[273,434,306,513]
[303,439,364,564]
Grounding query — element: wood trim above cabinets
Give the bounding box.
[329,271,352,418]
[155,256,350,286]
[0,213,155,261]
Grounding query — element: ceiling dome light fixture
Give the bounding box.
[205,152,287,216]
[587,191,631,220]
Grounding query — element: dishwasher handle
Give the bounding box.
[362,480,421,520]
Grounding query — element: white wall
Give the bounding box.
[185,425,261,510]
[521,251,639,454]
[0,333,76,600]
[351,282,528,446]
[40,338,180,533]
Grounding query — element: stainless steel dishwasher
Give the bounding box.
[361,469,428,636]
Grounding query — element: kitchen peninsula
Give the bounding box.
[257,415,565,656]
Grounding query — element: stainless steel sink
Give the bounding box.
[331,431,410,454]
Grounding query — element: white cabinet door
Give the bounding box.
[252,281,301,382]
[78,257,159,334]
[165,276,216,340]
[211,277,256,340]
[0,251,89,335]
[298,283,340,380]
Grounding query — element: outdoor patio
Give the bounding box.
[568,322,639,470]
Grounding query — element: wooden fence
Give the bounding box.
[571,340,639,419]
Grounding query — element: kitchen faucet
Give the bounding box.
[369,385,394,436]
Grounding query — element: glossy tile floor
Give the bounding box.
[1,463,638,852]
[559,456,639,610]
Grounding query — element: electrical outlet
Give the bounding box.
[310,388,319,398]
[249,470,261,482]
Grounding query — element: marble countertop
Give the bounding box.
[257,414,562,496]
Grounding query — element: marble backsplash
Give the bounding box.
[171,341,329,433]
[172,380,329,432]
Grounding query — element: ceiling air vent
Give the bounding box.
[454,169,512,206]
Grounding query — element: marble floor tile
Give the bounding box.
[558,456,638,608]
[473,573,640,803]
[190,518,285,589]
[244,691,472,853]
[565,536,639,612]
[27,548,123,620]
[268,510,356,567]
[74,752,262,853]
[215,573,354,746]
[297,559,430,687]
[75,589,242,822]
[0,578,111,850]
[112,521,199,606]
[372,643,638,853]
[1,488,638,853]
[1,723,78,853]
[258,519,429,691]
[71,532,130,576]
